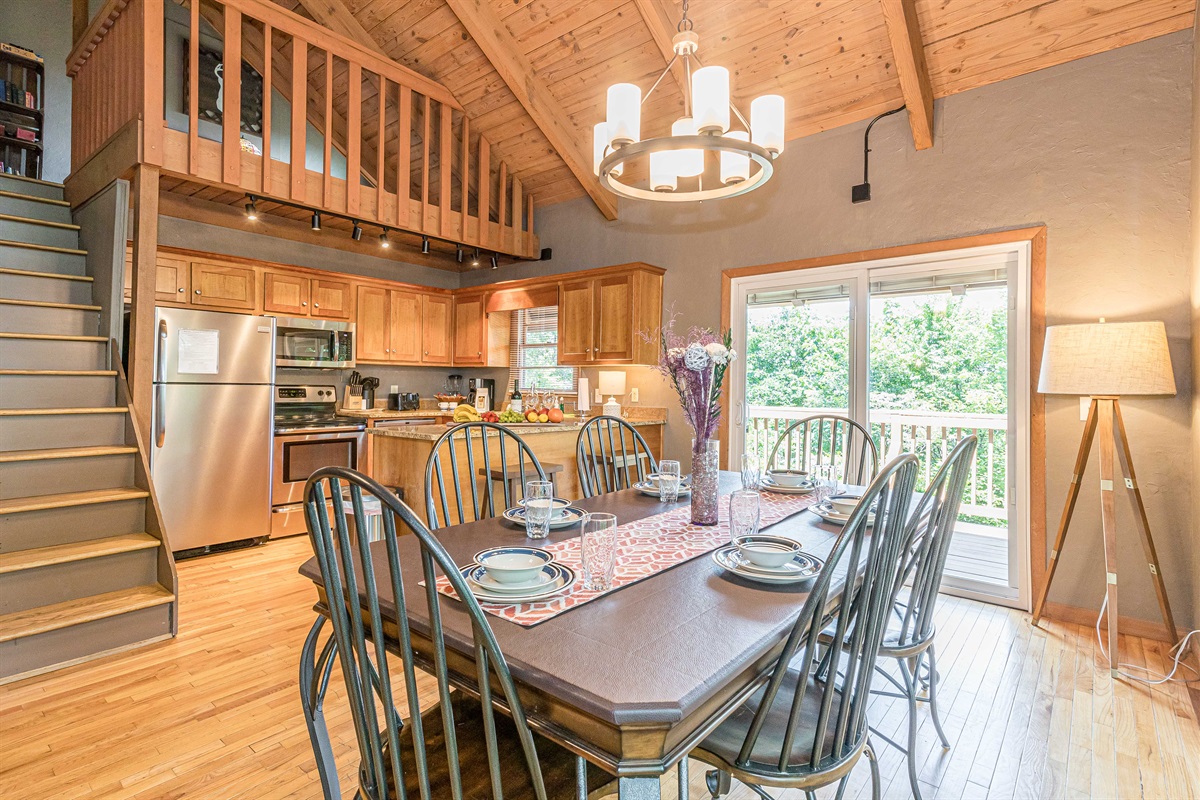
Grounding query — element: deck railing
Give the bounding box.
[745,405,1008,521]
[67,0,538,257]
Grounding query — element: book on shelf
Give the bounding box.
[0,42,43,64]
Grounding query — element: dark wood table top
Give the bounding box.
[298,471,851,774]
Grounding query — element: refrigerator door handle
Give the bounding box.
[155,384,166,448]
[156,319,168,383]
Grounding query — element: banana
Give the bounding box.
[453,403,481,423]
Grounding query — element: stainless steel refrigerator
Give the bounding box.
[151,307,275,552]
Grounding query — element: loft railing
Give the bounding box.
[745,405,1008,522]
[66,0,538,258]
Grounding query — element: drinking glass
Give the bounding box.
[814,465,838,505]
[740,452,762,490]
[524,480,554,539]
[580,512,619,591]
[729,490,761,541]
[658,459,682,503]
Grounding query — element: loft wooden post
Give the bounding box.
[128,164,161,445]
[1096,397,1120,675]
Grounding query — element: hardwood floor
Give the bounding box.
[0,536,1196,799]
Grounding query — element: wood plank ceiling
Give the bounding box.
[272,0,1194,214]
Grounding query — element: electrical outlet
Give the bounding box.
[630,388,639,402]
[595,388,603,404]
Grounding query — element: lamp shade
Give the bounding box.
[597,370,626,396]
[649,150,677,192]
[1038,321,1175,396]
[671,116,703,177]
[606,83,641,145]
[720,130,750,185]
[750,94,785,155]
[692,66,730,133]
[593,122,621,178]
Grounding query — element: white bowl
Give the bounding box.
[517,496,572,519]
[734,535,802,569]
[474,547,554,585]
[766,469,809,488]
[828,495,861,515]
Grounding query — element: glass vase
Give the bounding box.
[690,437,720,526]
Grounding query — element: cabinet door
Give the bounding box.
[421,294,453,364]
[262,271,310,316]
[311,279,352,320]
[452,295,486,365]
[155,256,189,302]
[594,273,635,362]
[389,290,422,362]
[190,262,256,310]
[356,285,390,361]
[557,279,594,364]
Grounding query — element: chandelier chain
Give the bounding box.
[678,0,693,32]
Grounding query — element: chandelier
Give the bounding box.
[593,0,784,202]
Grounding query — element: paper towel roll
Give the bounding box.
[576,376,590,412]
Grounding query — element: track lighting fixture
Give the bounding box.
[379,231,390,248]
[244,196,258,221]
[351,221,362,241]
[311,212,321,231]
[471,248,481,267]
[456,246,464,264]
[421,236,430,255]
[490,253,499,270]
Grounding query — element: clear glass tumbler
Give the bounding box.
[741,452,762,490]
[580,512,618,591]
[524,480,554,539]
[729,489,762,541]
[814,464,838,506]
[658,459,681,503]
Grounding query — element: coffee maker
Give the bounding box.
[468,377,496,411]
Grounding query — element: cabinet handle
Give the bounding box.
[301,301,307,306]
[314,303,319,308]
[177,287,184,293]
[477,351,482,356]
[194,289,201,295]
[424,351,429,356]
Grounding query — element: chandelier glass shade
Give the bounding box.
[594,4,783,202]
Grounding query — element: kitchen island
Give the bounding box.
[367,412,666,522]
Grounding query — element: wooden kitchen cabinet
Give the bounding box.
[356,286,390,360]
[190,261,257,310]
[557,266,662,365]
[311,279,352,320]
[355,287,437,364]
[123,251,189,303]
[262,271,309,316]
[389,290,422,362]
[452,294,486,365]
[421,294,452,364]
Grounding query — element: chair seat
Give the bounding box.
[479,461,564,478]
[695,664,854,781]
[384,698,613,799]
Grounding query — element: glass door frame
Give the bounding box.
[727,241,1033,610]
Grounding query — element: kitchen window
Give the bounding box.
[508,306,577,394]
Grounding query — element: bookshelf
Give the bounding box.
[0,42,44,180]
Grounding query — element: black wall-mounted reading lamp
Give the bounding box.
[852,105,906,204]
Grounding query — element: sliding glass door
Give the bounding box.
[728,244,1031,608]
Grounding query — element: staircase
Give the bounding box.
[0,173,177,684]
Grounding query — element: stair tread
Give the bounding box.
[0,369,116,376]
[0,174,64,189]
[0,239,86,256]
[0,213,80,231]
[0,487,149,515]
[0,189,70,207]
[0,297,100,310]
[0,584,173,643]
[0,266,91,282]
[0,332,107,342]
[0,406,126,417]
[0,445,137,463]
[0,534,159,575]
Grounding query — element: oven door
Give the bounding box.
[272,429,365,507]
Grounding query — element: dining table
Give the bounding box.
[298,471,857,799]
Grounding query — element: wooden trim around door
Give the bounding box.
[718,225,1047,607]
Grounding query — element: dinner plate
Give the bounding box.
[811,502,875,526]
[760,478,815,495]
[515,496,574,518]
[459,562,576,603]
[465,563,558,594]
[633,480,692,498]
[502,505,586,529]
[712,545,823,584]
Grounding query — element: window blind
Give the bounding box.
[506,306,578,396]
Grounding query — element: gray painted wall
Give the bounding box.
[74,179,130,343]
[0,0,72,182]
[464,32,1197,629]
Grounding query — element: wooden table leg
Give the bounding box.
[1097,398,1120,676]
[618,776,662,799]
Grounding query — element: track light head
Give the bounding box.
[351,221,362,241]
[244,197,258,221]
[421,236,430,255]
[379,231,390,249]
[490,253,499,270]
[471,248,481,267]
[311,212,321,231]
[456,246,464,264]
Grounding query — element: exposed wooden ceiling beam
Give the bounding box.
[294,0,388,57]
[631,0,689,101]
[879,0,935,150]
[442,0,619,221]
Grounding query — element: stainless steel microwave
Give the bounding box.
[274,317,355,369]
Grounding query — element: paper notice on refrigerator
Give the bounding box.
[177,328,220,374]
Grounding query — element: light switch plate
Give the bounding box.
[595,388,603,404]
[630,388,639,402]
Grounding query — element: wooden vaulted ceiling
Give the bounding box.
[267,0,1193,218]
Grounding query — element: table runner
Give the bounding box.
[435,489,820,627]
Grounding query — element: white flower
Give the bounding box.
[683,343,711,371]
[726,348,738,363]
[704,342,728,364]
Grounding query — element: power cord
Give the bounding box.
[1094,595,1200,684]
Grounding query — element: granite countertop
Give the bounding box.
[339,408,446,420]
[368,417,665,442]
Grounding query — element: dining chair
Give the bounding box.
[424,422,546,530]
[299,466,615,800]
[765,414,878,486]
[692,453,920,800]
[860,434,979,800]
[576,415,659,497]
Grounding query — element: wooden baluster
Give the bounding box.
[477,134,490,248]
[510,176,521,255]
[290,40,307,201]
[439,104,452,239]
[142,0,164,165]
[188,0,200,173]
[497,161,507,254]
[377,75,386,222]
[421,95,430,232]
[222,6,243,185]
[987,428,996,512]
[323,51,333,208]
[460,115,470,243]
[397,86,411,228]
[347,62,362,216]
[261,24,272,195]
[525,192,534,256]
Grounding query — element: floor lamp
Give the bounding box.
[1031,320,1179,674]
